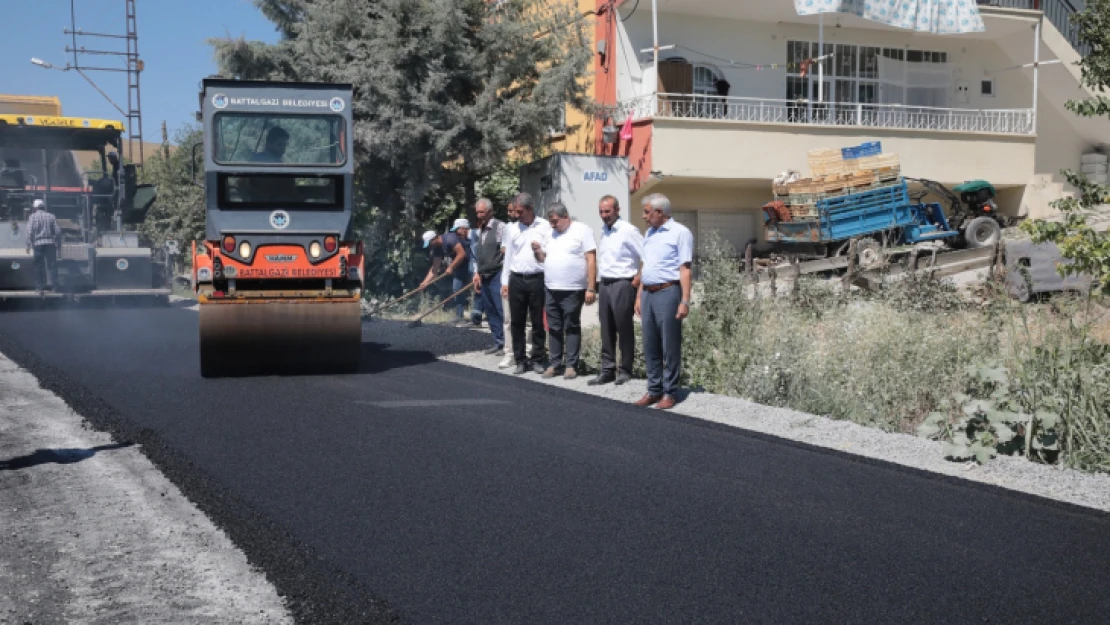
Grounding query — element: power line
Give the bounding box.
[619,0,640,22]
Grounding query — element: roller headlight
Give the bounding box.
[309,241,322,259]
[239,241,251,258]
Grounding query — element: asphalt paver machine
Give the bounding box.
[193,79,364,377]
[0,113,167,299]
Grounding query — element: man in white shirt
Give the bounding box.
[500,193,552,375]
[634,192,693,411]
[531,202,597,380]
[589,194,643,387]
[497,199,520,367]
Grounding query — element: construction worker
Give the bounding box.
[420,227,472,325]
[451,217,484,326]
[26,199,62,294]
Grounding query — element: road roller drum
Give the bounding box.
[199,300,361,377]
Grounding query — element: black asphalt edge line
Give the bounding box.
[444,359,1110,522]
[0,331,408,625]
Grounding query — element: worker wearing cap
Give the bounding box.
[420,226,471,325]
[26,199,62,294]
[450,217,483,326]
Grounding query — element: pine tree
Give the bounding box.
[210,0,594,294]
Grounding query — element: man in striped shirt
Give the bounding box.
[26,199,62,293]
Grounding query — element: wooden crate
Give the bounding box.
[874,166,901,182]
[856,154,900,171]
[808,148,844,177]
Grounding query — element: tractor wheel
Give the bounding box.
[964,216,1002,249]
[855,237,883,270]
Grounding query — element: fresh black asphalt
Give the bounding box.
[1,304,1109,624]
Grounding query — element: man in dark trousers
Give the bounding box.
[589,194,643,387]
[500,192,552,375]
[532,202,597,380]
[469,198,506,354]
[634,193,693,411]
[420,227,471,325]
[25,199,62,295]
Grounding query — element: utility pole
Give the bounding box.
[161,120,170,160]
[61,0,145,166]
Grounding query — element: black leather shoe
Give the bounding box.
[587,373,616,386]
[614,372,633,386]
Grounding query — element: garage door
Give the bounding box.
[697,211,755,255]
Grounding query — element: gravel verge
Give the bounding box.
[442,348,1110,513]
[0,352,293,624]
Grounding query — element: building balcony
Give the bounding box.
[613,93,1036,136]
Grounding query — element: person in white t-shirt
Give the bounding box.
[531,202,597,379]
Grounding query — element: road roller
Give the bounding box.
[193,79,364,377]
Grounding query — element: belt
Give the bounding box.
[643,280,679,293]
[600,276,633,285]
[510,271,544,278]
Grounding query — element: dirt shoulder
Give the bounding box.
[0,352,291,625]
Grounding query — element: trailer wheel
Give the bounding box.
[964,216,1001,249]
[856,237,882,270]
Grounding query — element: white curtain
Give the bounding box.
[794,0,985,34]
[877,55,952,108]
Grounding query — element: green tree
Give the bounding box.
[1023,0,1110,293]
[210,0,594,294]
[139,126,206,256]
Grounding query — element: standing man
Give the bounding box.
[469,199,506,355]
[420,226,471,325]
[500,192,551,375]
[498,198,529,367]
[589,194,643,387]
[26,199,62,295]
[634,193,693,410]
[532,203,596,380]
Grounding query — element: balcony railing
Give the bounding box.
[977,0,1090,56]
[614,93,1036,135]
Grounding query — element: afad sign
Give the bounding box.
[582,171,609,183]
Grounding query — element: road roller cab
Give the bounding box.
[194,79,364,377]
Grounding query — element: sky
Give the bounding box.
[2,0,280,141]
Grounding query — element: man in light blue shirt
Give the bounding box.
[634,193,693,410]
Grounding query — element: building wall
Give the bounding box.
[650,119,1037,189]
[0,95,63,116]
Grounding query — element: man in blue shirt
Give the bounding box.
[634,193,693,410]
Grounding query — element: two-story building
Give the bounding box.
[551,0,1107,254]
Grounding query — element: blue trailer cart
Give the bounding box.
[764,179,959,269]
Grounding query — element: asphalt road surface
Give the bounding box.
[2,303,1109,624]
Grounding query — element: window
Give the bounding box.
[218,173,342,209]
[214,113,346,166]
[788,41,951,109]
[693,65,720,95]
[981,79,995,97]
